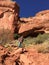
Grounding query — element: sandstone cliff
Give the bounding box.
[0,0,19,41]
[0,1,49,65]
[18,10,49,37]
[0,0,49,38]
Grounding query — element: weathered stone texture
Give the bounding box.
[0,0,19,40]
[18,10,49,37]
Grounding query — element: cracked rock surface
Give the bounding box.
[0,45,49,65]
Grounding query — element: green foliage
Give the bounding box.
[14,34,20,39]
[23,33,49,53]
[23,33,49,46]
[3,33,49,53]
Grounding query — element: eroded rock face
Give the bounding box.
[0,0,19,40]
[18,10,49,37]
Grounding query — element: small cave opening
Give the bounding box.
[30,31,45,37]
[24,31,45,38]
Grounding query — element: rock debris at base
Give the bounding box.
[0,45,49,65]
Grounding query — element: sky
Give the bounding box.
[14,0,49,17]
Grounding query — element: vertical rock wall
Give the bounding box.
[0,0,19,42]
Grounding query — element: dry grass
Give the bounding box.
[23,33,49,53]
[3,33,49,53]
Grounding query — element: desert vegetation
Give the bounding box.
[22,33,49,53]
[0,28,49,53]
[3,33,49,53]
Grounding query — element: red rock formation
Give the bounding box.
[0,0,19,40]
[18,10,49,37]
[0,45,49,65]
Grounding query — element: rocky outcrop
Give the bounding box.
[1,1,49,65]
[0,45,49,65]
[0,0,19,40]
[0,0,49,39]
[18,10,49,37]
[0,45,22,65]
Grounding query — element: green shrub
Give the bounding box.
[23,33,49,47]
[35,40,49,53]
[35,33,49,44]
[14,34,20,39]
